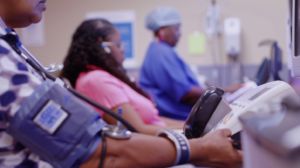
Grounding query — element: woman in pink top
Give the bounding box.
[60,19,184,135]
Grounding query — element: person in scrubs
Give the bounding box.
[139,7,241,121]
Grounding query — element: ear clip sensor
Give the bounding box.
[101,43,111,54]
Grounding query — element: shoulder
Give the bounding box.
[145,42,175,63]
[75,69,129,104]
[0,38,42,84]
[148,42,173,53]
[82,70,116,81]
[76,70,122,88]
[86,69,111,77]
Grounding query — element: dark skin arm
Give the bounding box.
[80,129,242,168]
[181,84,243,104]
[180,86,206,104]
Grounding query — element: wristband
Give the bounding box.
[156,129,190,166]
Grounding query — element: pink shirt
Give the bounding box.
[75,69,166,126]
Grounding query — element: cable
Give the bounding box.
[99,131,106,168]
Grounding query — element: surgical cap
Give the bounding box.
[145,7,182,32]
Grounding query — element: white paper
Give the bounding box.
[86,10,137,69]
[21,16,45,47]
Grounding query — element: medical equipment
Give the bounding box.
[224,17,242,83]
[184,80,299,149]
[240,94,300,168]
[101,42,112,53]
[224,17,241,59]
[259,40,283,81]
[7,80,107,168]
[101,41,124,54]
[223,40,283,103]
[255,58,270,85]
[100,124,131,168]
[203,0,222,85]
[184,86,229,139]
[21,46,64,73]
[223,39,283,102]
[211,81,296,134]
[223,55,273,103]
[221,1,300,167]
[216,0,300,166]
[237,0,300,166]
[223,80,257,103]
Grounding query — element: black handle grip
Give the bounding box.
[184,86,224,139]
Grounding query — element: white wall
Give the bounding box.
[20,0,288,70]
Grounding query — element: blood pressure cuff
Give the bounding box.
[7,80,107,168]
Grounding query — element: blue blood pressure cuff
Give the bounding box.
[7,80,107,168]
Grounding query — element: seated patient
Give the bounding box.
[60,19,184,135]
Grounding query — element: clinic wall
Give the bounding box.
[20,0,288,68]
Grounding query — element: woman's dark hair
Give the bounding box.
[60,19,149,99]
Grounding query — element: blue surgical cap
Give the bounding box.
[145,7,182,32]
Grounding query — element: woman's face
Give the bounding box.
[106,29,125,66]
[0,0,46,28]
[160,23,181,47]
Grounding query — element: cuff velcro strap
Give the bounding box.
[156,129,190,166]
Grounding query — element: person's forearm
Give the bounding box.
[180,86,205,104]
[81,133,177,168]
[80,134,205,168]
[109,133,177,168]
[81,129,243,168]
